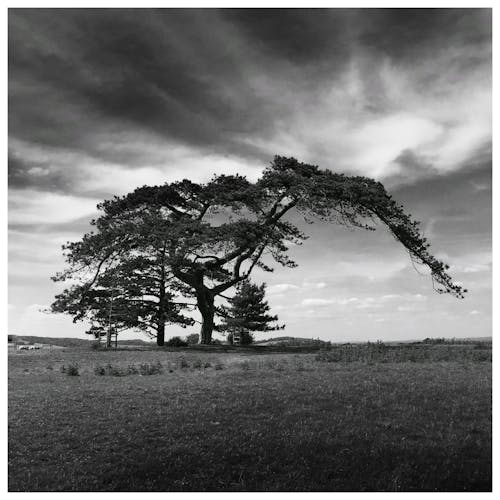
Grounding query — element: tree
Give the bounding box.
[220,280,283,343]
[51,249,194,346]
[51,156,465,345]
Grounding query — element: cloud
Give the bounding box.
[313,282,327,289]
[268,283,300,294]
[298,293,428,312]
[301,298,336,307]
[346,113,444,178]
[448,251,492,274]
[388,149,438,186]
[462,265,490,273]
[9,189,100,225]
[9,303,88,338]
[9,9,491,195]
[9,136,264,199]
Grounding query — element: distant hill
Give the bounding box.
[118,339,154,346]
[8,335,152,348]
[9,334,490,349]
[254,336,331,346]
[255,336,492,346]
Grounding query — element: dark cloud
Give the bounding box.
[387,148,439,186]
[9,8,491,181]
[9,9,276,162]
[222,9,356,65]
[392,146,491,257]
[393,143,491,205]
[224,9,491,68]
[8,151,72,193]
[359,9,491,59]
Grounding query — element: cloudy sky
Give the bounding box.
[8,8,491,342]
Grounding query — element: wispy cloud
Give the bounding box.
[9,189,99,225]
[267,283,300,295]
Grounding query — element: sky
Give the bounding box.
[8,8,492,342]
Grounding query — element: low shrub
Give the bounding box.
[228,331,253,345]
[94,364,124,376]
[192,359,203,369]
[61,363,79,376]
[139,361,163,375]
[186,333,200,345]
[94,365,107,376]
[127,365,139,375]
[179,358,189,369]
[214,362,224,370]
[166,336,188,347]
[94,362,163,376]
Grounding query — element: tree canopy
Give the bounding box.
[219,280,284,339]
[51,156,465,345]
[51,233,194,345]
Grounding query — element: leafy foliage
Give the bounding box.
[51,246,194,345]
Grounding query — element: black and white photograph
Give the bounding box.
[7,5,492,492]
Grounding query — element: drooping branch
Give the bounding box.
[261,156,466,298]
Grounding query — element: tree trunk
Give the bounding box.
[197,288,215,344]
[107,290,114,348]
[157,253,166,347]
[200,309,214,344]
[157,322,165,347]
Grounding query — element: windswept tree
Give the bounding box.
[219,280,284,343]
[51,156,465,345]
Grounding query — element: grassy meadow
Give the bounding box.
[8,343,491,492]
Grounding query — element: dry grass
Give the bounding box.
[8,347,491,491]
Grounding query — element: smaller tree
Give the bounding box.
[220,280,283,343]
[51,263,194,346]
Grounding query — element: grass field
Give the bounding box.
[8,345,491,492]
